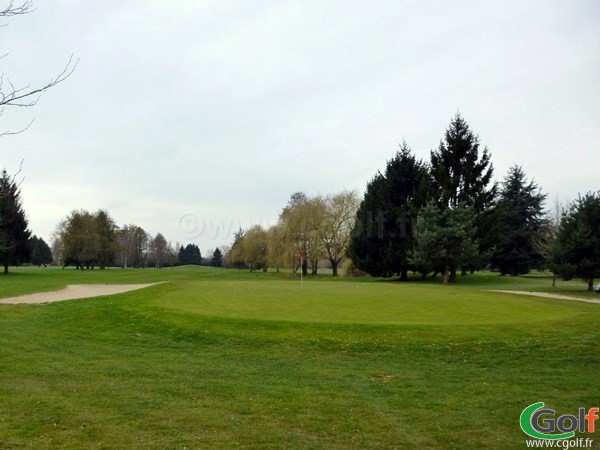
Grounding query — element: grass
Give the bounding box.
[0,266,599,449]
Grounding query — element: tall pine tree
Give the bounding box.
[381,142,430,280]
[95,209,117,269]
[490,166,547,275]
[178,243,202,265]
[430,113,497,275]
[211,247,223,267]
[411,202,479,283]
[552,192,600,292]
[348,142,429,279]
[430,113,496,212]
[0,169,31,274]
[30,235,53,266]
[348,172,388,277]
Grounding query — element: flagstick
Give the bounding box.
[300,256,303,288]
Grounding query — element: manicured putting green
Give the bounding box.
[152,279,582,325]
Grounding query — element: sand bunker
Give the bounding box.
[0,283,162,305]
[491,290,600,304]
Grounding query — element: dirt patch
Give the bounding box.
[490,290,600,304]
[0,283,162,305]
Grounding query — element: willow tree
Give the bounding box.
[318,190,359,276]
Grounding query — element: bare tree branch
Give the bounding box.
[0,116,34,137]
[1,1,77,112]
[0,1,34,17]
[0,159,25,200]
[0,54,79,107]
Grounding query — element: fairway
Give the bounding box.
[1,266,599,449]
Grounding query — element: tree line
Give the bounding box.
[0,169,32,274]
[347,113,599,289]
[1,4,597,286]
[0,176,224,273]
[51,210,223,269]
[217,113,599,288]
[1,113,597,287]
[0,169,54,272]
[228,190,360,276]
[0,2,76,274]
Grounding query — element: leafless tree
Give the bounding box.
[116,224,149,268]
[220,244,232,267]
[1,1,78,137]
[166,240,177,268]
[150,232,167,269]
[532,196,567,287]
[50,220,65,266]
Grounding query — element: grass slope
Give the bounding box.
[0,266,598,449]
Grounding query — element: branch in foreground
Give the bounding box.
[0,54,79,107]
[0,117,34,138]
[0,1,34,17]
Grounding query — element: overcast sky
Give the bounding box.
[2,0,599,253]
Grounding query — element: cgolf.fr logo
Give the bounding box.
[520,402,598,440]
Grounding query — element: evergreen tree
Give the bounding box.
[490,166,547,275]
[95,209,117,269]
[348,143,429,278]
[380,142,430,279]
[30,235,53,266]
[430,113,496,212]
[410,202,479,283]
[348,172,388,277]
[178,243,202,265]
[430,113,497,272]
[211,247,223,267]
[0,169,31,274]
[552,192,600,292]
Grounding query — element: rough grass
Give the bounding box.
[0,266,598,449]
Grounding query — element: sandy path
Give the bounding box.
[490,290,600,304]
[0,283,162,305]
